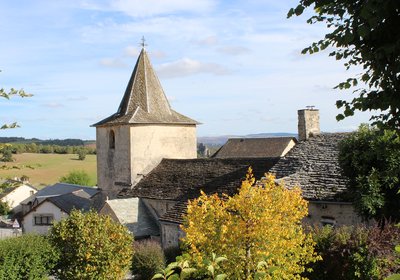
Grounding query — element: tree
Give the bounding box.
[0,144,13,162]
[77,148,87,160]
[1,70,32,129]
[49,209,133,280]
[59,170,91,186]
[338,124,400,221]
[288,0,400,131]
[181,169,320,279]
[0,234,59,279]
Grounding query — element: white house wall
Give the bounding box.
[1,184,37,213]
[22,201,68,235]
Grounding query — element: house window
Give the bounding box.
[109,130,115,149]
[34,215,54,226]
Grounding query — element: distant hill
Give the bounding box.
[0,137,95,146]
[198,132,297,146]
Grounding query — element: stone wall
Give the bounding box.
[305,201,362,226]
[97,124,196,195]
[96,125,131,194]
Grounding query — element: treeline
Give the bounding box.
[6,143,96,155]
[0,137,94,147]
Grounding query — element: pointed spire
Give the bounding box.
[93,42,198,127]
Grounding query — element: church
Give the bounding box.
[93,44,361,249]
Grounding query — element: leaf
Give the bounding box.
[386,274,400,280]
[294,5,305,16]
[215,274,227,280]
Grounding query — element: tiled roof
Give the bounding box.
[118,158,278,201]
[93,48,198,127]
[270,133,351,202]
[212,137,297,158]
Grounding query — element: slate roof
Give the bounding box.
[104,198,159,237]
[118,158,279,201]
[45,190,92,214]
[270,133,351,202]
[212,137,297,158]
[93,48,198,127]
[23,190,92,218]
[34,183,99,199]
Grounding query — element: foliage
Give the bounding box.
[306,224,400,280]
[0,234,59,280]
[132,240,166,280]
[152,256,197,280]
[181,168,320,279]
[1,70,32,130]
[49,209,133,280]
[59,169,91,186]
[0,144,13,162]
[288,0,400,131]
[338,124,400,220]
[0,200,10,215]
[77,148,87,160]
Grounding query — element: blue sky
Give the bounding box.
[0,0,373,140]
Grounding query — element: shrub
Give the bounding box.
[182,169,320,279]
[49,209,133,280]
[0,234,59,279]
[305,224,400,280]
[132,240,166,280]
[59,170,91,186]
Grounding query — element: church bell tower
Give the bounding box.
[92,42,198,196]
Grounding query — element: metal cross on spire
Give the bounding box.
[140,36,148,49]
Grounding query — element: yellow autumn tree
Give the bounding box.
[181,169,320,279]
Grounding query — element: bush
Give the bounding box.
[77,148,87,160]
[59,170,91,186]
[305,224,400,280]
[132,240,166,280]
[0,234,59,279]
[49,210,133,280]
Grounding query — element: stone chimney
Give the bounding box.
[298,107,320,141]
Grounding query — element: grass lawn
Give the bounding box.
[0,153,97,188]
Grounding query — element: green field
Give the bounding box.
[0,153,97,188]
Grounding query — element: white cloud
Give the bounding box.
[99,58,127,68]
[157,58,231,78]
[124,46,139,57]
[110,0,216,17]
[193,36,219,46]
[217,46,250,55]
[42,102,64,108]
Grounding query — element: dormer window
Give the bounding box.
[109,130,115,149]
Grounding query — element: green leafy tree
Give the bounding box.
[59,170,91,186]
[0,144,13,162]
[339,124,400,221]
[0,234,59,279]
[288,0,400,131]
[1,70,32,130]
[181,169,320,279]
[77,148,87,160]
[0,200,10,216]
[49,209,133,280]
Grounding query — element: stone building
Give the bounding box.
[93,45,360,248]
[92,46,198,196]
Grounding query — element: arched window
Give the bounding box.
[109,130,115,149]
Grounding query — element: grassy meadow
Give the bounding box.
[0,153,97,188]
